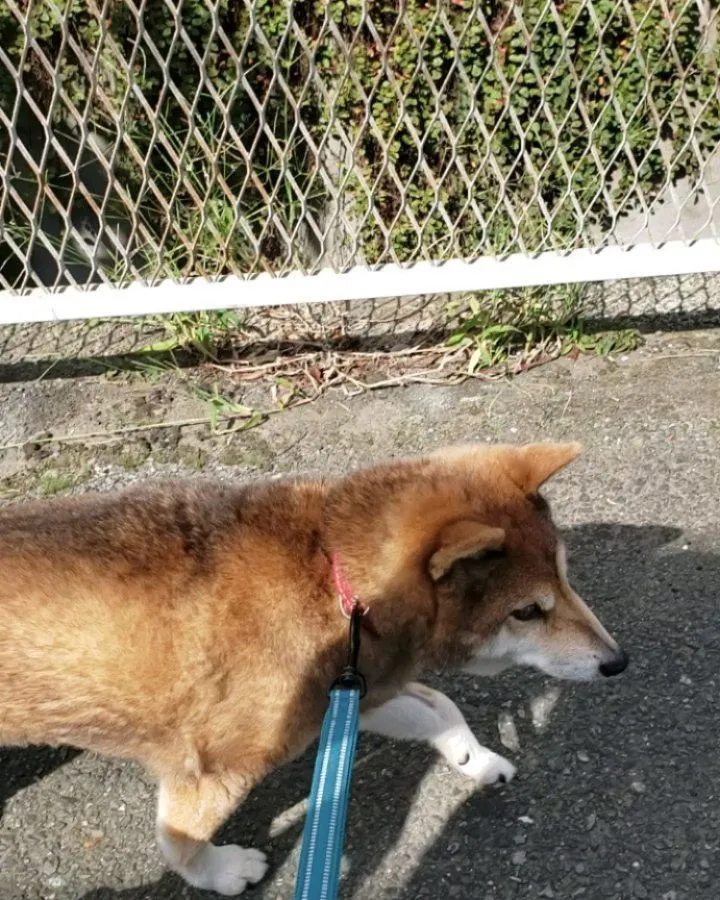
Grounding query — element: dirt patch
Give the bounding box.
[1,326,718,503]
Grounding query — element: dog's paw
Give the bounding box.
[191,845,268,896]
[435,727,517,787]
[459,748,517,787]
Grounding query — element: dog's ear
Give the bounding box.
[506,442,582,494]
[429,521,506,582]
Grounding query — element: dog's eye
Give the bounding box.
[511,603,544,622]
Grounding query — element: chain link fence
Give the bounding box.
[0,0,719,327]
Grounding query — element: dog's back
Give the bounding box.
[0,480,326,764]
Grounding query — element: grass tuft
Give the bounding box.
[448,285,642,373]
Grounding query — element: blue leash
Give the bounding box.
[293,608,366,900]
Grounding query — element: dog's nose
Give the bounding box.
[599,649,629,678]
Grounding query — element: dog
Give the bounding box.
[0,442,627,895]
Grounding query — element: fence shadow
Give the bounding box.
[2,272,720,386]
[10,520,716,899]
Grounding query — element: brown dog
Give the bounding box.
[0,442,626,894]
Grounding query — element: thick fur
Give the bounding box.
[0,443,625,894]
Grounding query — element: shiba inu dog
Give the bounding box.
[0,442,626,894]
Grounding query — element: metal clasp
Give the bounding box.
[329,606,367,697]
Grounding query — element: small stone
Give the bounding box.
[530,685,562,730]
[538,888,555,899]
[82,828,105,849]
[577,750,590,763]
[631,781,646,793]
[575,863,586,874]
[511,850,527,866]
[633,882,648,898]
[498,712,521,753]
[585,813,597,831]
[41,856,58,876]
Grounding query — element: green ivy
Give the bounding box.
[309,0,720,261]
[1,0,718,277]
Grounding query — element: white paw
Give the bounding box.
[187,845,268,896]
[435,727,517,787]
[461,748,517,787]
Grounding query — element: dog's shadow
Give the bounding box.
[11,521,720,899]
[0,744,81,821]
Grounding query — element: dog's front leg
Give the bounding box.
[156,772,267,896]
[360,682,516,787]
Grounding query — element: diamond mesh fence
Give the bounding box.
[0,0,719,336]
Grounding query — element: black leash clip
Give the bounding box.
[330,606,367,698]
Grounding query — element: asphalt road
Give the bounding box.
[1,331,720,899]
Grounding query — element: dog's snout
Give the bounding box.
[598,649,628,678]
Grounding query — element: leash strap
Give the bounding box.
[293,686,361,900]
[293,603,366,900]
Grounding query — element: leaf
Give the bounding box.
[468,344,487,373]
[137,338,180,354]
[480,323,521,339]
[447,331,469,347]
[239,411,265,431]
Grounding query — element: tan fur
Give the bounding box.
[0,443,623,891]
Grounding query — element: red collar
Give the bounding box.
[331,554,378,636]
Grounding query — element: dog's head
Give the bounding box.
[420,443,627,681]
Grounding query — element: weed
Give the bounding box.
[38,467,91,496]
[449,285,642,373]
[148,310,248,360]
[191,384,265,432]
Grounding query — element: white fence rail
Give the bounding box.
[1,0,719,324]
